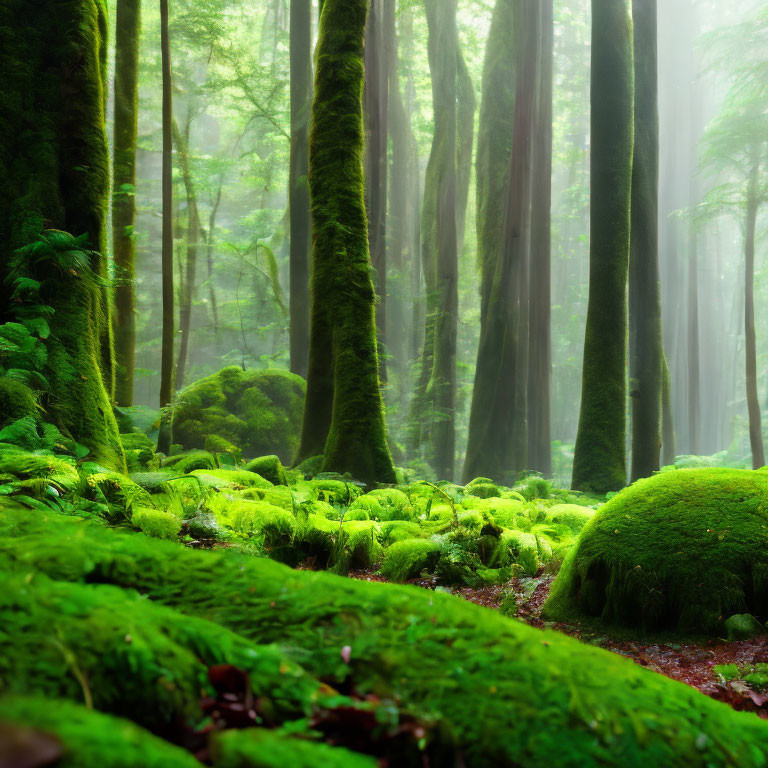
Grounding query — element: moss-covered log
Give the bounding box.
[0,0,123,469]
[571,0,634,493]
[297,0,395,484]
[4,512,768,767]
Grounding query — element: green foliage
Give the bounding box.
[543,469,768,633]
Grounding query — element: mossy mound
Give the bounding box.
[171,367,306,463]
[543,469,768,633]
[3,516,768,767]
[0,378,38,428]
[0,696,200,768]
[243,455,288,485]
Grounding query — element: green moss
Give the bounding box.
[0,569,317,734]
[0,696,200,768]
[172,367,306,464]
[190,468,272,490]
[364,488,413,520]
[543,469,768,633]
[379,521,423,546]
[0,378,38,428]
[164,449,217,472]
[244,455,288,485]
[725,614,765,641]
[347,494,384,521]
[310,478,361,504]
[131,507,181,540]
[380,539,440,582]
[4,517,768,766]
[464,477,502,499]
[211,728,376,768]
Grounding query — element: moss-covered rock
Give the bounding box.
[131,507,182,540]
[0,378,38,428]
[172,367,305,464]
[211,729,376,768]
[164,449,218,473]
[0,696,200,768]
[380,539,440,582]
[3,515,768,767]
[244,455,288,485]
[543,469,768,633]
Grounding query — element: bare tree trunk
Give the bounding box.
[528,0,553,477]
[206,185,222,338]
[745,159,765,469]
[112,0,141,407]
[289,0,312,377]
[172,116,200,391]
[629,0,662,481]
[365,0,389,379]
[158,0,175,454]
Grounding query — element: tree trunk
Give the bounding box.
[465,0,539,484]
[687,228,700,455]
[745,160,765,470]
[365,0,389,378]
[629,0,662,482]
[172,117,200,391]
[112,0,141,407]
[158,0,175,454]
[572,0,634,493]
[527,0,553,478]
[0,0,124,469]
[289,0,312,378]
[206,185,222,338]
[661,350,676,465]
[296,0,395,484]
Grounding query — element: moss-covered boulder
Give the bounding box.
[0,697,200,768]
[244,455,288,485]
[543,469,768,633]
[172,367,305,463]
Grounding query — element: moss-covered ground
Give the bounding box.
[2,444,768,765]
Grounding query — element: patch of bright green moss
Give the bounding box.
[543,469,768,633]
[380,539,440,582]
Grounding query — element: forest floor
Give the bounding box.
[350,569,768,718]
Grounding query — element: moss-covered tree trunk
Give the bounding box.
[296,0,395,484]
[172,116,200,391]
[157,0,175,455]
[364,0,389,379]
[289,0,312,378]
[112,0,141,407]
[744,157,765,470]
[465,0,539,484]
[687,229,700,455]
[571,0,634,494]
[0,0,124,469]
[661,352,676,465]
[527,0,554,478]
[629,0,662,482]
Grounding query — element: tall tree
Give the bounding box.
[112,0,141,407]
[464,0,540,484]
[571,0,634,493]
[158,0,175,454]
[295,0,395,484]
[409,0,475,480]
[172,116,201,391]
[0,0,124,469]
[289,0,312,378]
[629,0,662,481]
[365,0,389,375]
[527,0,554,477]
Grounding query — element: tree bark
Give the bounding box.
[0,0,124,469]
[112,0,141,407]
[745,159,765,469]
[172,116,200,391]
[289,0,312,378]
[465,0,539,484]
[527,0,553,477]
[158,0,175,454]
[661,350,676,465]
[687,227,700,455]
[629,0,662,482]
[365,0,389,378]
[296,0,395,484]
[572,0,634,493]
